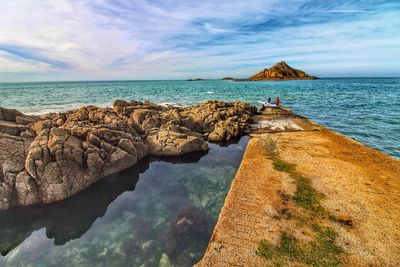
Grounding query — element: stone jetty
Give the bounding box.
[197,107,400,266]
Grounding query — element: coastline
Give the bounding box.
[197,107,400,266]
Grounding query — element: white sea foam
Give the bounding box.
[25,102,112,115]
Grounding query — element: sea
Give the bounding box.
[0,78,399,159]
[0,78,399,266]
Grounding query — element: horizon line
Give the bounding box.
[1,76,399,84]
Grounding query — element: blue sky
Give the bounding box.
[0,0,399,82]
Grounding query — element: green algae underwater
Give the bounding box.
[0,137,249,267]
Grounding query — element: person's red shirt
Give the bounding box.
[275,97,280,105]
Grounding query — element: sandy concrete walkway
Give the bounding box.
[197,108,400,266]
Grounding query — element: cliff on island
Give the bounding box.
[0,101,256,210]
[222,61,318,81]
[249,61,318,80]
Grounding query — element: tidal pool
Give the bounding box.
[0,137,248,267]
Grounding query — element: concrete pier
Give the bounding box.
[197,108,400,266]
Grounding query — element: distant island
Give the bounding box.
[186,78,204,81]
[223,61,318,81]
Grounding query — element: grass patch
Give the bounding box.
[291,173,325,214]
[258,158,343,265]
[272,214,281,220]
[273,159,325,214]
[257,232,301,262]
[273,159,296,173]
[257,229,343,267]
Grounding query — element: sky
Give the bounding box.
[0,0,399,82]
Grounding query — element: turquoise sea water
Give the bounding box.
[1,78,399,158]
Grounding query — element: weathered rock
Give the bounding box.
[30,120,55,136]
[15,171,39,206]
[15,115,39,125]
[0,100,256,210]
[146,122,208,156]
[0,107,24,122]
[0,121,26,136]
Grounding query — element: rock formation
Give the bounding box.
[0,101,256,210]
[249,61,318,80]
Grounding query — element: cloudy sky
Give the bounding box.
[0,0,399,82]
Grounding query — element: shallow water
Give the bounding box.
[0,137,248,266]
[0,78,399,158]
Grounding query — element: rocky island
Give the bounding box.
[249,61,318,80]
[225,61,318,81]
[0,101,256,210]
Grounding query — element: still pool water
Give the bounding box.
[0,137,248,267]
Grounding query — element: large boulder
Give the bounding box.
[208,118,246,142]
[146,122,208,156]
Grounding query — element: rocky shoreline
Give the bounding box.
[0,100,257,210]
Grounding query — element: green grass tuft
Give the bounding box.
[273,159,296,173]
[257,230,343,267]
[272,214,281,220]
[258,157,344,266]
[291,173,325,214]
[257,239,274,259]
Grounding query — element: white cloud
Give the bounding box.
[0,0,399,81]
[0,52,53,72]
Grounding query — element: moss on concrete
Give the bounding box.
[258,158,344,266]
[273,159,296,173]
[257,227,343,266]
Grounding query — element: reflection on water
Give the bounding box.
[0,137,248,267]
